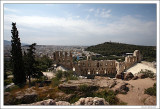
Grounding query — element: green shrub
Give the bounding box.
[51,77,60,87]
[68,95,80,104]
[56,70,63,80]
[93,90,119,105]
[68,75,78,80]
[79,84,88,92]
[145,83,156,96]
[64,71,78,80]
[138,69,155,78]
[37,76,48,82]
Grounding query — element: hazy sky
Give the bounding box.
[4,4,156,46]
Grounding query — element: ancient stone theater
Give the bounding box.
[53,50,142,77]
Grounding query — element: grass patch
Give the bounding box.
[118,101,128,105]
[145,83,156,96]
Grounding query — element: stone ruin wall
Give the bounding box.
[53,50,142,76]
[53,51,73,70]
[75,60,117,76]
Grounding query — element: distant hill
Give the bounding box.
[85,42,156,62]
[4,40,28,46]
[4,40,11,45]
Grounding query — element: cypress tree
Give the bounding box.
[10,22,26,85]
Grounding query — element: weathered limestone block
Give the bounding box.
[74,97,109,105]
[58,79,98,91]
[55,101,70,105]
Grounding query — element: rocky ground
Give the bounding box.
[116,78,156,105]
[4,72,156,106]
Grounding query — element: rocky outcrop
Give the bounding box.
[132,76,138,80]
[58,79,98,91]
[124,72,134,80]
[15,92,38,104]
[31,99,56,105]
[59,77,117,91]
[74,97,109,105]
[21,99,71,105]
[55,101,70,105]
[113,82,129,94]
[94,76,116,88]
[115,73,122,79]
[21,97,109,105]
[137,73,146,79]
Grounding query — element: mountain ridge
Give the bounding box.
[4,40,29,46]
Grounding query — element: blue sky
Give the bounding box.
[4,4,156,46]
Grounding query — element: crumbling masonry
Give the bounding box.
[53,50,142,76]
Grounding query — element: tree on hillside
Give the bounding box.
[10,22,26,85]
[24,43,37,85]
[24,43,43,86]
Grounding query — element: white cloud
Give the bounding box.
[100,9,111,18]
[86,15,90,19]
[4,7,19,13]
[88,8,94,12]
[95,9,112,18]
[88,8,112,18]
[4,14,156,46]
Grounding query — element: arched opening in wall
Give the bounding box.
[101,70,104,74]
[104,70,106,74]
[100,63,103,66]
[58,59,60,62]
[88,63,91,67]
[96,71,99,74]
[97,62,100,67]
[83,63,85,67]
[88,71,90,75]
[110,63,112,66]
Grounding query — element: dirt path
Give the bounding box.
[116,78,156,105]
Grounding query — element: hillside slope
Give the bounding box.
[85,42,156,62]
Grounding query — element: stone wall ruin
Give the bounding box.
[53,50,142,77]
